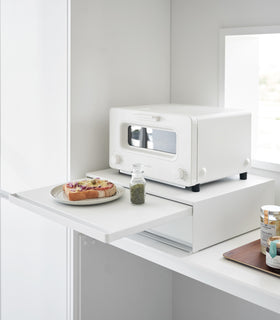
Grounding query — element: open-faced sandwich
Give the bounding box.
[63,178,116,201]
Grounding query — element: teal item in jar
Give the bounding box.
[269,240,279,258]
[266,236,280,269]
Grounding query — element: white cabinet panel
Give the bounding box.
[80,235,172,320]
[1,198,68,320]
[0,0,68,193]
[0,1,69,318]
[173,273,280,320]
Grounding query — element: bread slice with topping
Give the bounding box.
[63,179,116,201]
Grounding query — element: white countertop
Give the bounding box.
[112,230,280,314]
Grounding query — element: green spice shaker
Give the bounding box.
[130,164,146,204]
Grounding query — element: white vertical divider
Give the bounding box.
[66,229,81,320]
[66,0,75,317]
[0,1,2,318]
[0,0,70,319]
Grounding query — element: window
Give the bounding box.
[128,125,176,154]
[220,26,280,171]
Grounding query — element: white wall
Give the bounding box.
[171,0,280,106]
[70,0,171,179]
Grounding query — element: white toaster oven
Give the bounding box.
[109,104,251,191]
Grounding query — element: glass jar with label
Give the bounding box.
[260,205,280,255]
[130,164,146,205]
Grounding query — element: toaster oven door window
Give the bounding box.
[128,125,176,154]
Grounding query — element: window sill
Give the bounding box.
[251,160,280,173]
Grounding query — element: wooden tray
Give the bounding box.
[223,239,280,278]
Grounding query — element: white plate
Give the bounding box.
[50,183,125,206]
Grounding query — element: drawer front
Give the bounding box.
[145,213,193,251]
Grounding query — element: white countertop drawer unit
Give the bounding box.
[87,169,275,252]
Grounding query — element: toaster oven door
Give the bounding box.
[110,107,196,187]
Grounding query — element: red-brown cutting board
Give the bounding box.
[223,239,280,278]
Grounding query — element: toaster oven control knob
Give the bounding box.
[199,167,207,177]
[152,116,161,122]
[112,154,122,165]
[177,168,187,180]
[244,158,251,167]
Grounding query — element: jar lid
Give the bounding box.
[267,236,280,248]
[261,205,280,215]
[132,163,144,173]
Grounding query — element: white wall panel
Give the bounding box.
[1,0,68,193]
[70,0,170,179]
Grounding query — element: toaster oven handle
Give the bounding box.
[135,114,161,122]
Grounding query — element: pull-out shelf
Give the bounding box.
[10,186,191,243]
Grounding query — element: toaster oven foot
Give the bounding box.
[240,172,247,180]
[191,184,200,192]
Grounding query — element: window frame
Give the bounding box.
[219,25,280,173]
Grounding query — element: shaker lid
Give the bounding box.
[261,205,280,215]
